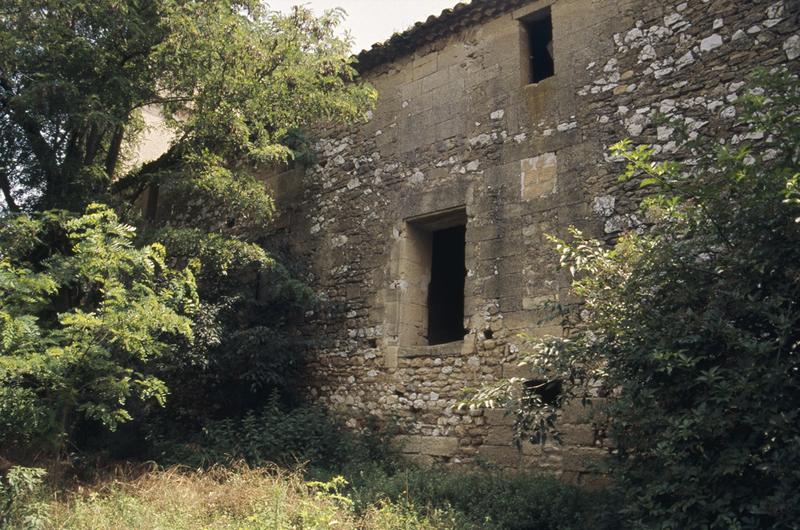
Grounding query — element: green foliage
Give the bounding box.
[498,70,800,528]
[4,463,615,530]
[151,399,399,472]
[0,0,375,211]
[32,466,463,530]
[0,204,197,450]
[1,0,374,459]
[0,466,47,529]
[152,154,276,239]
[132,227,314,432]
[152,2,375,163]
[345,466,619,530]
[158,403,344,468]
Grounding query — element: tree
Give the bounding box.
[480,70,800,528]
[0,0,375,212]
[0,0,376,454]
[0,204,197,451]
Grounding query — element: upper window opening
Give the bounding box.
[523,9,554,84]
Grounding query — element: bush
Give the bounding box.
[495,70,800,527]
[13,464,616,530]
[134,228,316,442]
[0,205,197,454]
[346,467,619,530]
[150,399,400,471]
[0,466,48,528]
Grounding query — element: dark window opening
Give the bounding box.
[524,379,562,406]
[524,10,554,83]
[427,225,467,345]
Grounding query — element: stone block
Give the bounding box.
[484,408,515,427]
[412,52,438,80]
[522,76,559,120]
[561,448,606,472]
[405,454,436,467]
[436,117,462,140]
[501,362,535,379]
[560,400,592,424]
[500,311,537,331]
[484,425,515,446]
[422,69,449,92]
[477,445,523,467]
[521,440,561,457]
[560,399,607,424]
[384,346,398,370]
[394,435,459,456]
[461,338,477,355]
[522,452,563,471]
[522,293,558,311]
[560,425,596,447]
[521,152,558,200]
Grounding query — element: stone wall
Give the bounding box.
[266,0,798,483]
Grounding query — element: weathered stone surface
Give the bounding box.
[785,34,800,60]
[484,426,515,446]
[521,152,558,200]
[562,448,609,473]
[560,425,597,447]
[395,435,459,456]
[405,454,436,467]
[484,408,515,427]
[700,33,724,52]
[477,445,523,467]
[264,0,798,474]
[560,401,592,424]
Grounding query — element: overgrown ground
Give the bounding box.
[35,466,450,530]
[5,462,619,529]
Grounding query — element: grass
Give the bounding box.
[4,461,619,529]
[9,464,461,529]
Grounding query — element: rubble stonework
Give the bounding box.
[266,0,798,482]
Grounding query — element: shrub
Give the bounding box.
[0,466,48,529]
[491,69,800,527]
[0,205,197,453]
[133,228,316,443]
[347,467,619,530]
[150,398,400,471]
[26,464,616,530]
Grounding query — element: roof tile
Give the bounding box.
[355,0,530,71]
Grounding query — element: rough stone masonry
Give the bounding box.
[265,0,799,484]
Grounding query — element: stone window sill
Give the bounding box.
[399,340,463,359]
[523,74,557,90]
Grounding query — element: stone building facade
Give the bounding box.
[266,0,799,482]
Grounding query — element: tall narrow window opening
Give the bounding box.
[396,209,467,349]
[523,9,554,83]
[427,225,466,345]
